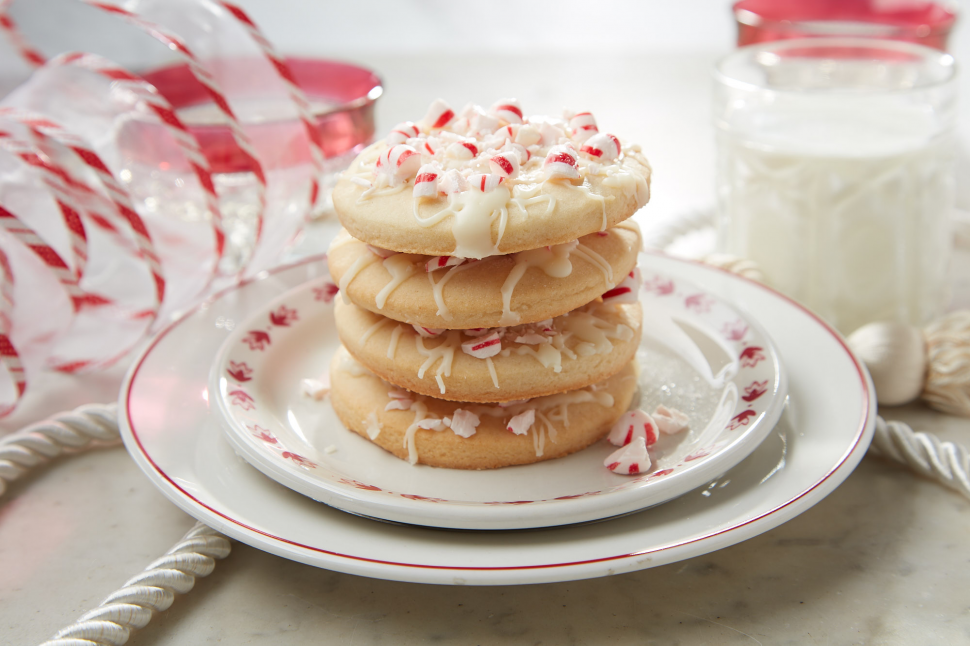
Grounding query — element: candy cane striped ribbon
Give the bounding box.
[0,0,45,67]
[0,204,88,309]
[0,107,166,308]
[0,133,89,283]
[0,247,25,416]
[85,1,268,247]
[219,1,323,208]
[51,51,227,268]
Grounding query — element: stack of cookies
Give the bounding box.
[327,99,652,469]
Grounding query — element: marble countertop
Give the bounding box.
[3,52,970,645]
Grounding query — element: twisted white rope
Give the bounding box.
[870,416,970,499]
[39,522,231,646]
[0,403,119,496]
[0,403,232,645]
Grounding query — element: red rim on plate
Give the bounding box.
[120,253,874,579]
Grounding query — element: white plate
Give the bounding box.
[119,253,874,585]
[209,262,786,529]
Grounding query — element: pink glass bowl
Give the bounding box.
[733,0,957,51]
[140,57,382,173]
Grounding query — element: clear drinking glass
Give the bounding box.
[714,38,958,334]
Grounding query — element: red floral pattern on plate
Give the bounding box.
[282,451,317,468]
[722,320,748,342]
[742,380,769,403]
[313,282,339,303]
[250,424,278,444]
[739,346,766,368]
[228,389,255,411]
[227,360,253,383]
[728,409,757,430]
[643,276,675,295]
[269,305,299,327]
[242,330,271,351]
[684,293,714,313]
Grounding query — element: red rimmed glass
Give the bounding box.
[734,0,957,50]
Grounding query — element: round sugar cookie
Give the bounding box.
[329,347,638,469]
[334,298,642,403]
[328,221,641,329]
[333,146,651,258]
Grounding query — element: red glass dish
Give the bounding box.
[733,0,957,50]
[140,57,382,174]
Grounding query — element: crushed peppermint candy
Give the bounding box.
[654,404,690,435]
[413,164,440,199]
[543,145,580,181]
[422,98,455,129]
[364,410,382,440]
[608,409,659,447]
[425,255,465,272]
[568,111,599,142]
[376,144,421,184]
[387,121,420,145]
[506,409,535,435]
[488,151,520,178]
[461,331,502,358]
[605,436,650,475]
[447,409,480,438]
[412,324,445,338]
[491,99,524,124]
[601,268,642,304]
[469,173,504,192]
[580,132,622,161]
[301,376,330,401]
[438,169,468,195]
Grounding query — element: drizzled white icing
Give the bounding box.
[355,301,635,391]
[332,221,640,325]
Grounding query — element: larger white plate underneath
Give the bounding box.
[208,259,786,530]
[120,253,874,586]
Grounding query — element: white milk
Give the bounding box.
[717,107,954,334]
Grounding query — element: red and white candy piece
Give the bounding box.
[569,112,599,142]
[497,124,519,142]
[422,99,455,129]
[461,331,502,358]
[366,244,397,258]
[425,255,465,272]
[413,164,440,199]
[607,409,659,447]
[514,332,548,345]
[580,132,621,161]
[376,144,421,183]
[445,140,478,160]
[491,99,524,124]
[605,435,651,475]
[438,169,468,195]
[543,145,580,181]
[469,173,504,193]
[506,409,535,435]
[413,324,445,338]
[653,404,690,435]
[300,375,330,400]
[448,409,480,438]
[488,151,520,178]
[472,112,500,135]
[387,121,420,145]
[504,142,531,164]
[386,388,414,411]
[463,327,493,337]
[418,137,440,156]
[537,120,566,146]
[601,267,642,304]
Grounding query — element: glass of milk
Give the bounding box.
[714,38,958,335]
